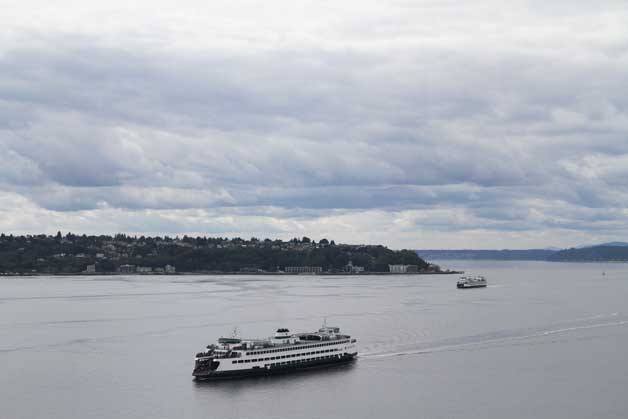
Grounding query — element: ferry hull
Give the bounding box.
[193,352,357,381]
[457,283,487,288]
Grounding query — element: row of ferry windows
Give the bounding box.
[266,355,337,367]
[233,348,338,364]
[245,340,349,356]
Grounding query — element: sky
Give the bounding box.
[1,0,628,249]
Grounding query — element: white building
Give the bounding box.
[345,261,365,273]
[284,266,323,274]
[119,264,136,274]
[165,264,176,274]
[388,264,419,273]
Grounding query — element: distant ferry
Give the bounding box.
[193,325,358,380]
[457,275,487,288]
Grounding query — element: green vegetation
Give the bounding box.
[0,233,436,274]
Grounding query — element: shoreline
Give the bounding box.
[0,270,463,277]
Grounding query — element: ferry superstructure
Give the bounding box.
[457,275,487,288]
[193,325,358,380]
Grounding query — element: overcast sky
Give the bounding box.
[1,1,627,249]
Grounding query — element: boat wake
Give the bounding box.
[361,313,626,360]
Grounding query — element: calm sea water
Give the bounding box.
[2,261,628,419]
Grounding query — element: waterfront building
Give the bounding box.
[345,261,365,273]
[284,266,323,274]
[119,264,136,274]
[388,264,419,273]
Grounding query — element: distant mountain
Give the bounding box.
[574,241,628,249]
[592,242,628,248]
[418,243,628,262]
[416,249,557,261]
[548,245,628,262]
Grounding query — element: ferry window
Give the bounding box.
[232,361,236,364]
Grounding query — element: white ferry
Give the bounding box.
[193,325,358,380]
[457,275,487,288]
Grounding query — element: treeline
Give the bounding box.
[0,233,431,274]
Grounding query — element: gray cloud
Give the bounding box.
[1,1,628,248]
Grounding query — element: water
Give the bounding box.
[2,261,628,419]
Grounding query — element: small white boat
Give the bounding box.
[457,275,487,288]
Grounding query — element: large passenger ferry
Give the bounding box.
[193,325,358,380]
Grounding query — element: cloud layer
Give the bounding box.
[1,0,628,248]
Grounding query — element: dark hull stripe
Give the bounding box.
[193,353,357,380]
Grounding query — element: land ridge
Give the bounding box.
[0,233,449,275]
[417,244,628,262]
